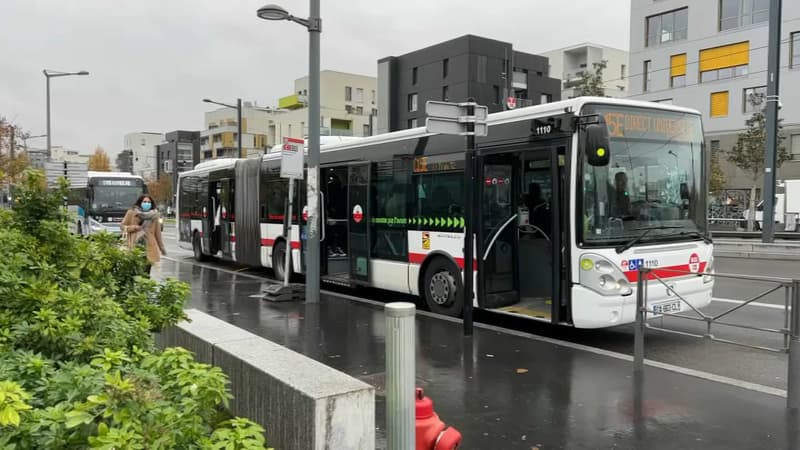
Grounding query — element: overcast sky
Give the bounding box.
[0,0,630,158]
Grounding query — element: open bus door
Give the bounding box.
[477,140,568,323]
[347,163,370,283]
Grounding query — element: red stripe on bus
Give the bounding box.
[408,252,477,270]
[624,262,707,282]
[261,238,300,249]
[230,236,236,243]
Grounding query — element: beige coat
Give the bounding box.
[121,208,167,263]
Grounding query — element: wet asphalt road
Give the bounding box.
[160,224,797,390]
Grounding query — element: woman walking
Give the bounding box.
[121,195,167,276]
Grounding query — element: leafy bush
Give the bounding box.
[0,171,272,449]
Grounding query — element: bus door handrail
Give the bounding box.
[482,214,518,262]
[320,191,325,242]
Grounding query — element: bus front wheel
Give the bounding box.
[422,257,463,317]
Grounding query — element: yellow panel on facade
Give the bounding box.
[710,91,729,117]
[279,94,304,109]
[670,54,687,77]
[700,42,750,72]
[241,117,248,133]
[222,132,234,148]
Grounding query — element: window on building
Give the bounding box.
[345,105,353,114]
[408,93,418,112]
[372,108,378,116]
[540,93,552,104]
[356,106,364,115]
[493,85,500,104]
[345,86,352,101]
[743,86,767,113]
[371,89,376,104]
[408,118,418,128]
[443,59,449,78]
[412,67,418,85]
[355,88,364,102]
[720,0,769,31]
[621,64,626,80]
[670,53,687,88]
[442,86,449,101]
[710,91,730,118]
[700,42,750,83]
[643,60,652,92]
[363,124,371,136]
[791,134,800,160]
[646,8,688,47]
[792,32,800,68]
[477,56,488,83]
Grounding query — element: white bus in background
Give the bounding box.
[67,171,147,235]
[177,97,714,329]
[745,179,800,231]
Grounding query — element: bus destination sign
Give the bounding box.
[97,179,135,186]
[603,110,700,141]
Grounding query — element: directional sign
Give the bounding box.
[426,101,488,121]
[425,101,488,137]
[45,161,88,187]
[426,118,488,136]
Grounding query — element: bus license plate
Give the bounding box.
[652,300,681,315]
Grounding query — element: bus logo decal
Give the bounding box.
[689,253,700,273]
[352,204,363,224]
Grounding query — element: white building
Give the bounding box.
[267,70,377,147]
[200,103,271,160]
[124,132,163,180]
[540,43,629,99]
[50,146,90,164]
[628,0,800,188]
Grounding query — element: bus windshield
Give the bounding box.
[90,185,143,212]
[580,105,706,245]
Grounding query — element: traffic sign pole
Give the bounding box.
[463,102,476,337]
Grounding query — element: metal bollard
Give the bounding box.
[789,280,800,410]
[634,268,647,373]
[386,302,416,450]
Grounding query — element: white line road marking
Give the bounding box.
[712,297,787,310]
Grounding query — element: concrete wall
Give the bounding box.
[155,309,375,450]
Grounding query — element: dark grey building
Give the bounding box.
[156,130,200,206]
[115,149,133,174]
[377,35,561,133]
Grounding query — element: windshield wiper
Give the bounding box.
[615,225,683,254]
[680,230,712,244]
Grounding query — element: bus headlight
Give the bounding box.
[579,254,633,297]
[703,256,714,284]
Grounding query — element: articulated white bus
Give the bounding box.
[177,97,714,328]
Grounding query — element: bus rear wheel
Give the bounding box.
[422,257,463,317]
[272,239,291,283]
[193,232,208,262]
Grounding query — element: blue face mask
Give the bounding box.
[141,202,152,211]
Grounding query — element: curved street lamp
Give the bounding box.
[202,97,243,159]
[257,2,322,304]
[43,69,89,161]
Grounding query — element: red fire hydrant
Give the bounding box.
[415,387,462,450]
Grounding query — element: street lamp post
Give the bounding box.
[202,98,243,159]
[43,70,89,161]
[257,2,322,304]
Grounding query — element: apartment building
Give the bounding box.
[123,132,162,180]
[629,0,800,188]
[377,35,561,133]
[200,102,271,160]
[268,70,377,147]
[540,43,629,99]
[157,130,200,198]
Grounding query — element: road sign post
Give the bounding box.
[425,100,487,337]
[281,137,304,288]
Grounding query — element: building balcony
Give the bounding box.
[278,94,306,110]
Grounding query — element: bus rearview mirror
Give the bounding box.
[584,123,610,167]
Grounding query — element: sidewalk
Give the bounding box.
[160,258,798,449]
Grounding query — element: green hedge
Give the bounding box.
[0,172,272,449]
